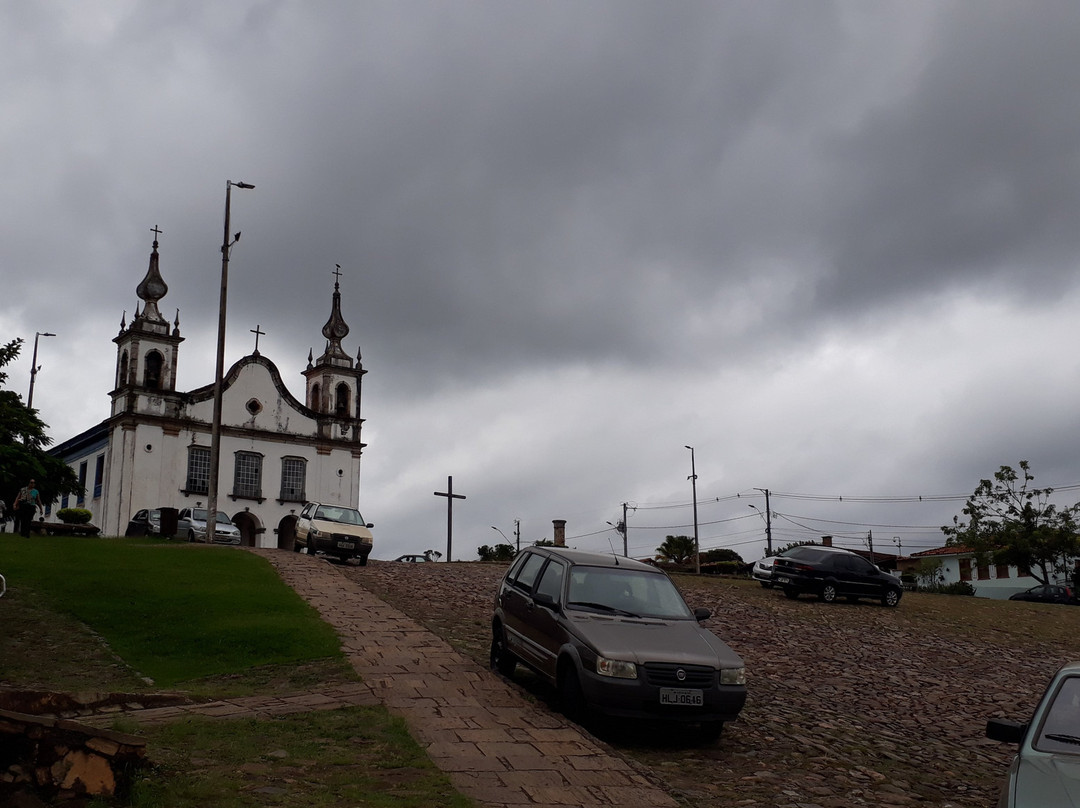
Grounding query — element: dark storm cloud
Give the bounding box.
[819,2,1080,310]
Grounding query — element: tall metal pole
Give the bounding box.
[685,445,699,574]
[207,180,254,544]
[26,331,56,410]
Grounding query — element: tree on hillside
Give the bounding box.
[0,338,80,508]
[655,535,696,564]
[942,461,1080,585]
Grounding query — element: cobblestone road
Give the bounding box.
[346,559,1076,808]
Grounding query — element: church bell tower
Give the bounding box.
[111,228,184,417]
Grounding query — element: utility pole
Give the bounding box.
[622,502,629,556]
[514,519,521,552]
[868,529,875,564]
[685,446,699,574]
[754,487,773,556]
[434,476,466,562]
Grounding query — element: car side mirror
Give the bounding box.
[366,523,374,528]
[533,592,560,612]
[986,718,1027,744]
[694,607,711,622]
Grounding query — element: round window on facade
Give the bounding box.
[144,443,153,453]
[246,398,263,416]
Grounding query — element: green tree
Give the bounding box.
[701,548,744,564]
[942,461,1080,585]
[0,338,80,508]
[656,535,696,564]
[476,543,515,562]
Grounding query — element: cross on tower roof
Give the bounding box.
[332,263,343,287]
[150,225,163,241]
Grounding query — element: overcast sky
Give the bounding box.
[6,1,1080,562]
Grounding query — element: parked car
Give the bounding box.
[1008,584,1077,605]
[125,507,162,537]
[986,660,1080,806]
[394,554,430,563]
[294,502,373,564]
[490,546,746,739]
[772,544,904,607]
[176,507,242,545]
[752,556,778,588]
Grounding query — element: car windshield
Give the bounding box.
[1035,675,1080,754]
[191,509,233,524]
[566,567,693,619]
[314,506,364,525]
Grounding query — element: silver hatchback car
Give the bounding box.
[491,546,746,739]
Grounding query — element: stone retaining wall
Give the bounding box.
[0,706,147,803]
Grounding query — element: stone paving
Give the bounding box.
[252,549,677,808]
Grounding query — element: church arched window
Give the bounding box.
[118,350,129,387]
[335,382,350,417]
[144,351,164,390]
[310,383,321,411]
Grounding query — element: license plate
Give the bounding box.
[660,688,703,706]
[776,576,790,584]
[336,541,356,550]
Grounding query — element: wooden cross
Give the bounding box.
[434,476,467,562]
[150,224,163,241]
[250,324,265,354]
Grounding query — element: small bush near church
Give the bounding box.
[56,507,93,524]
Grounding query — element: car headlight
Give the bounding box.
[309,527,321,538]
[596,656,637,679]
[720,667,746,686]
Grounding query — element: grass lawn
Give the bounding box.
[0,536,476,808]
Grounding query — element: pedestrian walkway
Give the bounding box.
[252,549,678,808]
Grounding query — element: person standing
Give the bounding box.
[13,479,41,537]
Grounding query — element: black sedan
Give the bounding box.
[490,546,746,739]
[1008,584,1077,605]
[772,544,903,607]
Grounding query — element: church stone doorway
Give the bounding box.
[231,510,263,547]
[277,514,298,550]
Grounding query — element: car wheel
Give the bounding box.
[819,583,838,603]
[358,556,368,567]
[558,664,587,722]
[783,587,799,600]
[489,625,517,678]
[882,588,902,608]
[293,541,302,553]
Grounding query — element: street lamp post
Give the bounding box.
[490,525,509,550]
[26,331,56,410]
[685,445,699,574]
[207,180,255,544]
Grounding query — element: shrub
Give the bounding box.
[919,580,976,596]
[56,508,93,525]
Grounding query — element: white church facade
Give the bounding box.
[48,234,367,549]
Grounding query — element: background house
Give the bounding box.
[896,545,1052,599]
